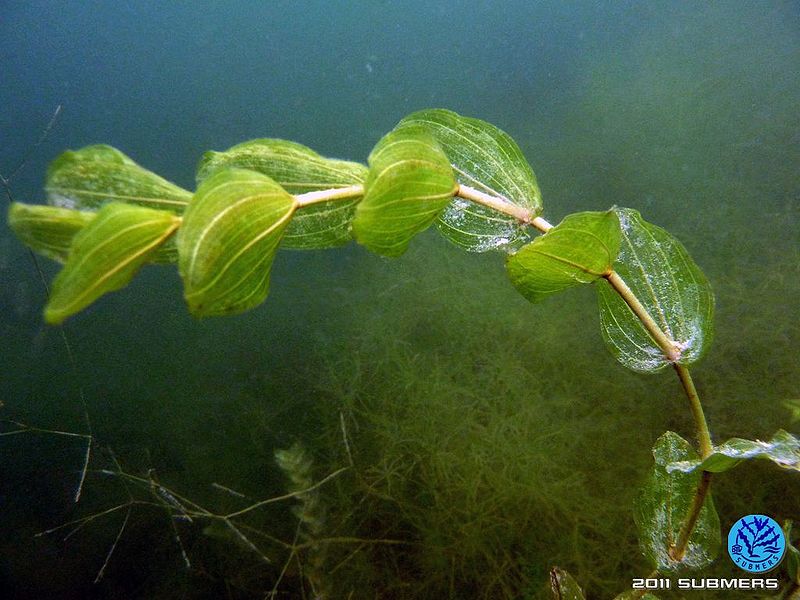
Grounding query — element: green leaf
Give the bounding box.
[46,144,192,212]
[397,108,541,252]
[197,139,368,249]
[667,430,800,474]
[506,210,620,303]
[7,202,178,265]
[784,521,800,584]
[177,168,296,317]
[789,546,800,585]
[784,398,800,424]
[596,208,714,373]
[352,126,456,257]
[44,203,180,324]
[614,593,660,600]
[7,202,96,263]
[635,432,720,572]
[549,568,585,600]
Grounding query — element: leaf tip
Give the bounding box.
[43,305,68,326]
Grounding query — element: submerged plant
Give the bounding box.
[7,108,800,597]
[275,442,328,597]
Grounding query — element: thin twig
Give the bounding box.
[270,520,302,597]
[1,104,95,504]
[3,104,62,184]
[340,411,354,467]
[222,518,271,563]
[211,482,248,499]
[168,513,191,569]
[94,506,131,583]
[224,467,348,519]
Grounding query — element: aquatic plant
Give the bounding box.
[274,441,329,597]
[6,108,800,597]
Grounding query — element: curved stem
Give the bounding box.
[266,176,720,579]
[291,182,714,455]
[454,182,718,565]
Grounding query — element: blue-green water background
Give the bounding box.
[1,2,798,598]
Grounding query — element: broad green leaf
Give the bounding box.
[667,430,800,474]
[197,139,368,249]
[178,168,296,316]
[44,203,180,324]
[635,432,720,572]
[549,567,585,600]
[352,127,456,257]
[506,210,620,303]
[397,109,541,252]
[46,144,192,212]
[7,202,178,265]
[596,208,714,373]
[7,202,96,263]
[614,593,660,600]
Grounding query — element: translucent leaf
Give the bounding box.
[596,208,714,373]
[7,202,96,263]
[44,203,180,324]
[667,430,800,474]
[635,432,720,572]
[549,568,585,600]
[397,108,541,252]
[506,210,620,303]
[197,139,368,249]
[46,145,192,212]
[177,168,296,317]
[352,126,456,257]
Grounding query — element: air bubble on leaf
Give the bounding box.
[667,430,800,474]
[597,208,714,373]
[437,198,528,253]
[49,193,78,210]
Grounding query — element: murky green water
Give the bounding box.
[1,2,798,598]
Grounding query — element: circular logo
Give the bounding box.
[727,514,786,573]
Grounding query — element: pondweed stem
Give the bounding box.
[295,184,364,208]
[669,364,714,563]
[455,183,553,233]
[456,180,721,578]
[674,364,713,458]
[305,183,714,454]
[458,185,713,455]
[294,183,716,455]
[603,272,683,362]
[670,470,713,562]
[435,182,717,566]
